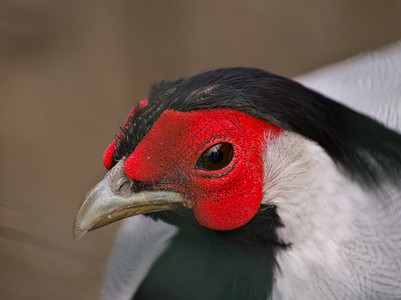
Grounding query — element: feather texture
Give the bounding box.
[264,132,401,299]
[100,42,401,299]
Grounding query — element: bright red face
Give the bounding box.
[104,108,283,230]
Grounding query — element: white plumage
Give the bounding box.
[96,41,401,300]
[267,132,401,299]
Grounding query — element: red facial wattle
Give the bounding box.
[103,140,117,170]
[120,108,283,230]
[102,98,149,169]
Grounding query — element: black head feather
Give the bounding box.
[113,67,401,187]
[110,69,401,299]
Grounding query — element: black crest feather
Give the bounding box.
[114,67,401,187]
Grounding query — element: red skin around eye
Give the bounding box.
[124,109,283,230]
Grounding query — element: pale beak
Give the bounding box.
[73,161,187,240]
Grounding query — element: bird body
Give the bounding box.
[267,133,401,299]
[74,62,401,299]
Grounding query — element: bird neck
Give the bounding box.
[134,206,285,300]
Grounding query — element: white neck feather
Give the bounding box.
[263,132,401,299]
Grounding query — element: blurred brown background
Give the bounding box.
[1,1,400,299]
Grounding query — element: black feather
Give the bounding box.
[108,67,401,299]
[134,205,286,300]
[114,67,401,187]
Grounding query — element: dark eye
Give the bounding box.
[195,143,233,171]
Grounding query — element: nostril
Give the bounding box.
[111,175,135,196]
[108,159,147,196]
[111,174,146,196]
[118,180,133,194]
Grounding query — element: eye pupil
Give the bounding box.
[209,149,223,164]
[196,142,233,171]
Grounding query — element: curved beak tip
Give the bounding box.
[73,181,187,240]
[73,227,87,241]
[73,213,92,240]
[73,161,190,241]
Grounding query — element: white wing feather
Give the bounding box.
[102,41,401,300]
[270,41,401,299]
[101,216,178,300]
